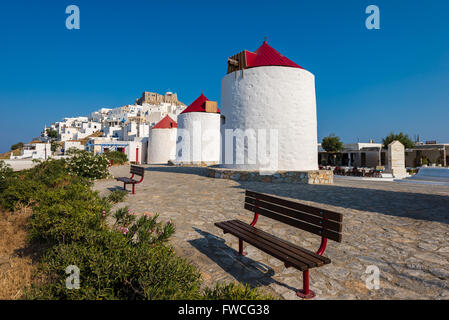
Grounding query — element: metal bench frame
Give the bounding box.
[115,165,145,194]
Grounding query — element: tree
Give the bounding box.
[10,142,24,151]
[382,132,415,149]
[51,141,60,153]
[46,128,58,140]
[321,134,344,166]
[321,134,344,153]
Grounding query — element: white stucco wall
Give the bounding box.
[176,112,221,163]
[148,128,177,164]
[126,141,143,164]
[220,66,318,171]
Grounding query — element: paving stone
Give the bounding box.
[93,165,449,300]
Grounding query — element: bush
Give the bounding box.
[3,156,273,300]
[26,234,203,300]
[0,178,44,211]
[29,182,110,244]
[66,149,109,180]
[10,142,24,151]
[0,159,89,212]
[113,207,175,245]
[107,189,127,204]
[105,151,128,165]
[0,160,13,192]
[421,157,429,166]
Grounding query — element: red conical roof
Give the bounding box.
[152,115,177,129]
[180,93,221,114]
[245,41,303,69]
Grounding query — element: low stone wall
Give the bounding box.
[206,167,333,184]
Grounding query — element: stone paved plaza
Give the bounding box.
[93,165,449,300]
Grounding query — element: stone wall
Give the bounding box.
[206,167,333,184]
[136,91,185,106]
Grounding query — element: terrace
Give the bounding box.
[94,165,449,300]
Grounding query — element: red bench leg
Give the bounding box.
[132,183,135,195]
[238,238,247,256]
[296,270,316,299]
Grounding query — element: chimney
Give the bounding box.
[205,101,218,113]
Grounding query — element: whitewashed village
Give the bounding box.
[1,40,449,301]
[5,44,449,184]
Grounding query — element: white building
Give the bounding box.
[89,108,111,122]
[63,141,85,153]
[142,102,185,127]
[10,143,51,160]
[148,115,177,164]
[318,141,384,167]
[220,40,318,171]
[86,138,144,164]
[122,122,150,141]
[44,116,102,141]
[176,93,221,165]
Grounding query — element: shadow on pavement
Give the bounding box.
[188,227,299,293]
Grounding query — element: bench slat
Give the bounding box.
[130,165,145,176]
[227,220,330,266]
[224,220,319,268]
[244,203,342,242]
[215,221,310,271]
[245,197,342,233]
[116,177,137,184]
[246,190,343,222]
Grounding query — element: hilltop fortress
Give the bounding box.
[135,91,185,106]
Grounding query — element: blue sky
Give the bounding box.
[1,0,448,152]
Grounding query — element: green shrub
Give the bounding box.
[0,160,13,192]
[66,149,109,180]
[29,182,109,244]
[113,207,175,245]
[0,159,89,212]
[0,178,45,211]
[202,282,277,300]
[105,151,128,165]
[10,142,24,151]
[26,230,202,300]
[107,189,127,204]
[6,155,272,300]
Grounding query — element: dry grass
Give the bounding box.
[0,149,22,160]
[0,209,37,299]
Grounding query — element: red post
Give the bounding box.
[296,270,315,299]
[296,236,327,299]
[317,238,328,256]
[303,270,310,295]
[132,184,135,195]
[136,148,139,164]
[250,213,259,226]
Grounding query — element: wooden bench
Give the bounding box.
[115,165,145,194]
[215,190,343,299]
